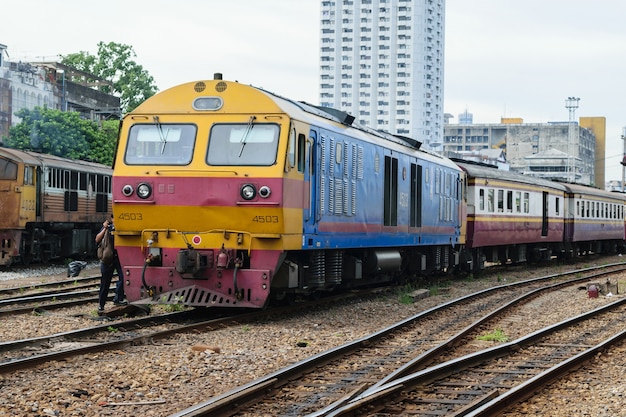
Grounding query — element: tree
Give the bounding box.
[5,107,119,166]
[61,41,158,113]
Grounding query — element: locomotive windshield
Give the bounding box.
[207,123,279,166]
[124,124,196,165]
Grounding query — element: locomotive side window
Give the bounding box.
[207,123,279,166]
[0,158,17,179]
[125,124,196,165]
[298,133,306,173]
[383,155,398,226]
[287,128,296,169]
[409,163,422,227]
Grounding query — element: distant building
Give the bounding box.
[319,0,445,150]
[458,110,473,124]
[443,116,605,187]
[0,43,120,141]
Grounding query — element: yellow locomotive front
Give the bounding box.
[113,77,304,308]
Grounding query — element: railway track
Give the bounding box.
[0,275,118,316]
[170,262,626,416]
[0,287,395,374]
[323,297,626,416]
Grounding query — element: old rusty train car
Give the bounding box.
[0,147,112,266]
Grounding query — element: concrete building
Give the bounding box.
[0,44,120,141]
[442,117,605,187]
[319,0,445,150]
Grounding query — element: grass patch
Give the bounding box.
[397,284,417,304]
[477,328,509,343]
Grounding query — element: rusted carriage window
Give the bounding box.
[0,158,17,179]
[487,189,494,212]
[24,166,34,185]
[79,172,88,191]
[64,191,78,211]
[70,171,78,190]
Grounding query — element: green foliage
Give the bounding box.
[397,284,416,304]
[61,41,158,113]
[107,326,119,333]
[477,328,509,342]
[5,107,118,165]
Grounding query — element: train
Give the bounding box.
[0,147,113,266]
[110,75,626,309]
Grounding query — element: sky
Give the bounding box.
[4,0,626,180]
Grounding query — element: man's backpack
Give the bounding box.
[97,228,114,265]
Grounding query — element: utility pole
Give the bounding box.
[565,97,580,183]
[621,130,626,192]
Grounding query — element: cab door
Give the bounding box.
[19,164,38,227]
[304,129,318,235]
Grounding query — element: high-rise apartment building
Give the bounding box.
[319,0,445,150]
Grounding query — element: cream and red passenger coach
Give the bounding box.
[457,161,568,267]
[457,160,626,270]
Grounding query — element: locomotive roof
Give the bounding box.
[255,86,461,171]
[454,160,568,192]
[0,147,112,174]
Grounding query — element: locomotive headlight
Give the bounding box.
[240,184,256,200]
[259,185,271,198]
[122,184,134,197]
[137,183,152,199]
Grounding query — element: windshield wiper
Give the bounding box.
[238,116,256,157]
[153,115,168,155]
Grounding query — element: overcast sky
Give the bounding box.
[4,0,626,180]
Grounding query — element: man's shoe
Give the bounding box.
[97,307,105,315]
[113,300,128,306]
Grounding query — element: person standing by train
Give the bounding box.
[95,215,127,313]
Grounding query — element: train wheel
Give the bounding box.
[21,251,33,266]
[40,246,50,264]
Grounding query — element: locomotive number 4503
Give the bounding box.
[252,216,279,223]
[118,213,143,221]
